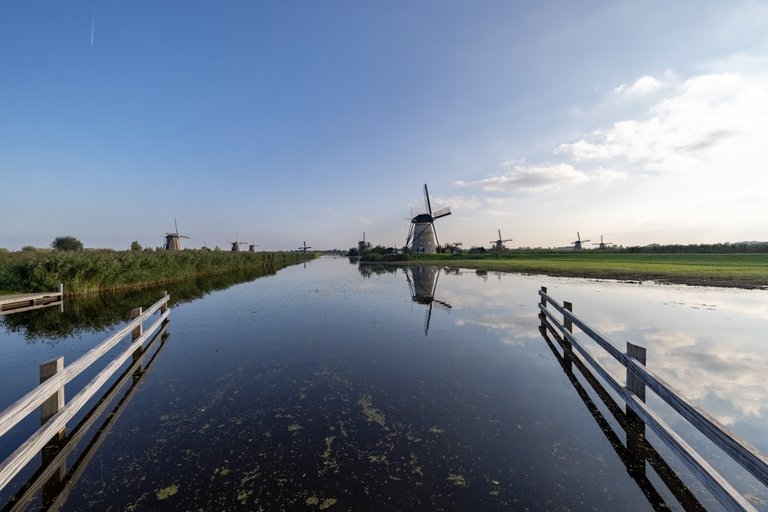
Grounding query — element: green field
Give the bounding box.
[394,252,768,289]
[0,249,316,295]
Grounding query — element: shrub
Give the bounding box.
[52,236,83,251]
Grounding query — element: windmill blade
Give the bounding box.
[405,269,415,297]
[174,217,179,237]
[423,184,432,216]
[431,268,441,297]
[498,229,502,240]
[433,299,452,311]
[577,232,581,242]
[424,302,433,336]
[582,239,591,243]
[405,222,415,249]
[432,206,451,219]
[179,235,190,239]
[502,238,513,243]
[431,222,440,249]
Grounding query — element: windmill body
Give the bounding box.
[229,233,247,252]
[593,235,613,250]
[164,218,189,251]
[571,232,590,251]
[406,184,451,254]
[491,229,513,251]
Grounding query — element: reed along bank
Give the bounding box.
[0,249,317,295]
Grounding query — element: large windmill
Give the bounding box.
[229,233,247,252]
[405,184,451,254]
[571,232,590,250]
[164,218,189,251]
[593,235,614,250]
[406,266,452,335]
[298,241,312,253]
[491,229,513,251]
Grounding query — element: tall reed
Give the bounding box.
[0,250,315,295]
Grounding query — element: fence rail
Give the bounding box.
[0,292,170,493]
[538,286,768,512]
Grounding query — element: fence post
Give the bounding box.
[40,357,66,505]
[131,308,143,376]
[626,341,648,480]
[539,286,547,329]
[562,301,573,371]
[160,291,169,326]
[58,283,64,313]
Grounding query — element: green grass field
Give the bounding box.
[397,252,768,288]
[0,249,316,295]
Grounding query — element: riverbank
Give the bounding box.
[362,252,768,289]
[0,250,316,295]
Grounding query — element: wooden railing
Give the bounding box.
[0,293,170,493]
[538,286,768,512]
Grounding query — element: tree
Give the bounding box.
[51,236,83,251]
[130,241,143,251]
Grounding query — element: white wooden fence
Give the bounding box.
[0,293,170,493]
[539,286,768,512]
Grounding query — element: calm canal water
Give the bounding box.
[1,256,766,511]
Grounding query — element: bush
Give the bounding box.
[52,236,83,251]
[130,241,143,251]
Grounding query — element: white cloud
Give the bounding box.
[357,216,373,225]
[457,162,589,193]
[613,75,664,96]
[557,72,768,174]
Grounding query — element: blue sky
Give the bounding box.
[2,1,767,250]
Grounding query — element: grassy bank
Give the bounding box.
[365,252,768,289]
[0,250,316,295]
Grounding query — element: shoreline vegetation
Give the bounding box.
[0,249,317,296]
[357,252,768,289]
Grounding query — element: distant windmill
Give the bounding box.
[405,266,452,335]
[405,184,451,254]
[298,241,312,253]
[593,235,614,250]
[229,233,247,252]
[571,232,590,250]
[249,241,258,252]
[164,218,189,251]
[201,241,211,252]
[490,229,513,251]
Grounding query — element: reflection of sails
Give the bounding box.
[406,266,452,335]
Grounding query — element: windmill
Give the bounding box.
[405,266,452,335]
[249,241,258,252]
[298,241,312,253]
[405,184,451,254]
[201,241,211,252]
[571,232,590,250]
[229,233,247,252]
[593,235,614,250]
[490,229,513,251]
[164,218,189,251]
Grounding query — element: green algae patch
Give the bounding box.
[288,422,303,432]
[447,474,467,487]
[319,498,337,509]
[306,496,320,505]
[429,426,444,434]
[155,484,179,500]
[358,394,386,428]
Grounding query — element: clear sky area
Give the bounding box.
[2,1,767,251]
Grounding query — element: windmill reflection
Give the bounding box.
[406,266,451,336]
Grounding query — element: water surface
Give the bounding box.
[1,257,766,511]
